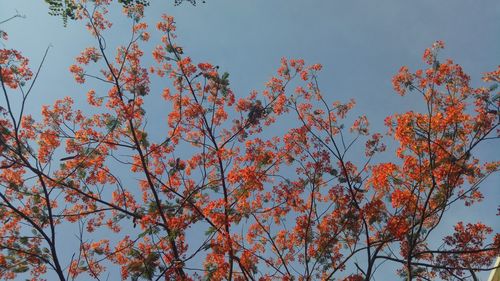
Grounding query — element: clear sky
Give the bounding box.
[1,0,499,280]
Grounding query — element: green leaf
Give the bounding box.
[205,226,216,236]
[19,236,29,245]
[13,265,29,273]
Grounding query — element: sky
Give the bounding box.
[1,0,499,280]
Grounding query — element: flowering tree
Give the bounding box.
[0,1,499,280]
[44,0,199,25]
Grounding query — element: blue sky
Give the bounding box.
[1,0,499,280]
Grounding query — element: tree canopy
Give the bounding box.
[0,1,499,280]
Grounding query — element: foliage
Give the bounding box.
[45,0,79,25]
[44,0,204,25]
[0,2,499,281]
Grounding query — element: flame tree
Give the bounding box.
[0,1,499,280]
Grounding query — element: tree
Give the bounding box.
[44,0,203,25]
[0,1,499,280]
